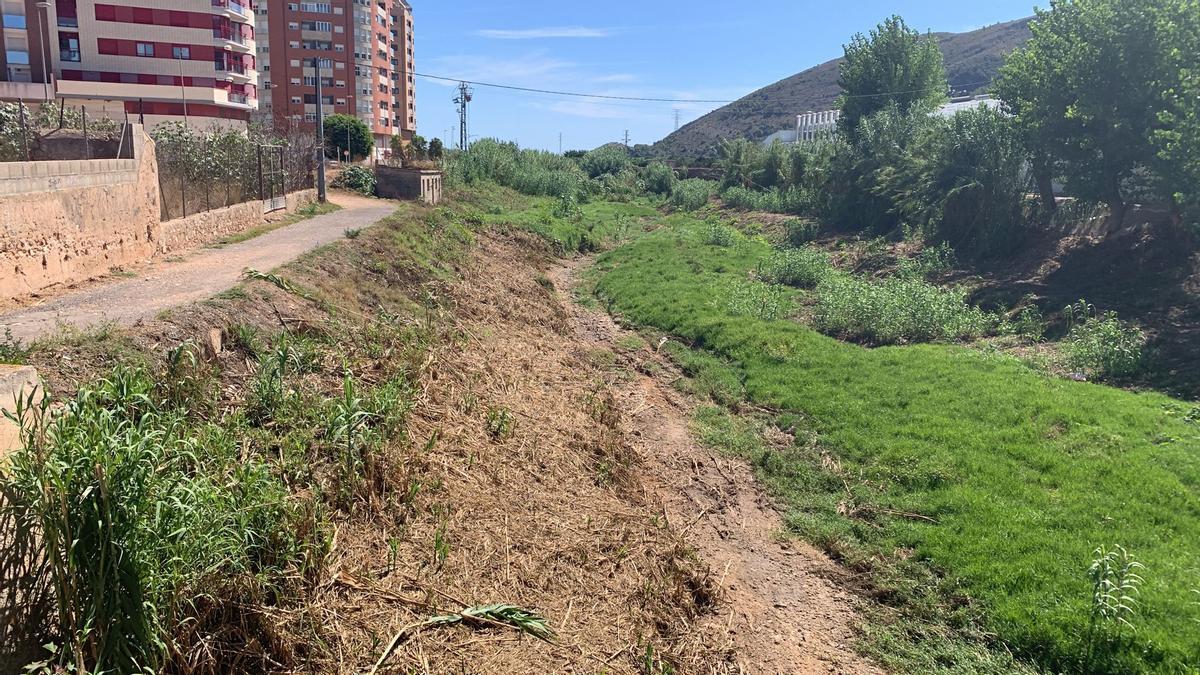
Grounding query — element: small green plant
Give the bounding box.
[896,242,956,278]
[1085,545,1145,669]
[432,519,450,568]
[0,327,27,363]
[160,341,216,414]
[485,406,515,440]
[226,322,263,358]
[344,227,362,239]
[727,279,791,321]
[703,220,738,247]
[757,248,832,288]
[552,192,584,220]
[1062,300,1146,379]
[1005,304,1047,341]
[643,161,677,195]
[327,374,380,506]
[815,273,995,344]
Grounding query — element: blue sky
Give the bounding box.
[413,1,1041,152]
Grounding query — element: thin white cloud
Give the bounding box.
[591,73,637,84]
[422,52,576,87]
[476,26,611,40]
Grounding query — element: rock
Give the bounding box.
[203,328,223,360]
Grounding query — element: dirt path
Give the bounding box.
[0,191,394,342]
[548,256,884,675]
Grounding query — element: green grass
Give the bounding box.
[476,188,660,253]
[592,215,1200,673]
[213,201,343,246]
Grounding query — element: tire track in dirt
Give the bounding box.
[548,256,884,675]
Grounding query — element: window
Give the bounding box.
[171,45,190,59]
[287,21,298,29]
[288,41,299,48]
[290,96,301,104]
[335,97,345,104]
[59,33,80,62]
[290,77,300,85]
[335,79,344,87]
[4,49,29,65]
[334,44,344,52]
[287,3,297,9]
[2,14,25,29]
[334,25,343,33]
[57,0,78,26]
[136,42,154,57]
[289,59,300,67]
[335,61,344,69]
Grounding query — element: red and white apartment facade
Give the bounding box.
[1,0,414,142]
[254,0,414,156]
[1,0,257,126]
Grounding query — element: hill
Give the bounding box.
[653,18,1033,161]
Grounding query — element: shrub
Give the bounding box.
[757,248,833,288]
[445,138,587,199]
[895,242,956,279]
[727,279,791,320]
[815,272,995,344]
[580,145,631,178]
[552,192,583,220]
[643,161,677,195]
[1062,301,1146,378]
[703,220,738,247]
[333,165,376,195]
[784,219,821,247]
[670,179,715,212]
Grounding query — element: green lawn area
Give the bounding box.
[469,185,662,253]
[591,217,1200,673]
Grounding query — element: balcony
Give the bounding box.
[213,28,253,53]
[212,0,253,22]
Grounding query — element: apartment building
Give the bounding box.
[0,0,258,126]
[255,0,413,157]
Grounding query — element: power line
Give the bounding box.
[413,71,990,105]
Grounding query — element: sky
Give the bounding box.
[412,1,1043,152]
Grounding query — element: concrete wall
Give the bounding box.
[158,187,318,254]
[0,127,161,300]
[375,165,442,204]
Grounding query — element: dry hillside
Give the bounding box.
[653,18,1032,160]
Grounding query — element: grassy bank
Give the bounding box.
[591,216,1200,673]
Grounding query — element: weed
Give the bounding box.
[727,279,791,321]
[1003,304,1046,342]
[432,519,450,568]
[896,242,956,279]
[1062,301,1146,379]
[1085,546,1145,669]
[669,179,715,212]
[485,406,515,440]
[815,272,994,344]
[703,220,738,247]
[160,341,217,414]
[0,327,28,363]
[326,374,381,507]
[757,247,833,288]
[227,322,264,358]
[552,192,584,221]
[345,227,363,239]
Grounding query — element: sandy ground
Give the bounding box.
[547,256,883,675]
[0,191,393,342]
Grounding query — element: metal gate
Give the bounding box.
[258,144,287,213]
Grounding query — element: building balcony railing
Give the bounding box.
[212,0,252,20]
[213,28,246,45]
[60,49,81,62]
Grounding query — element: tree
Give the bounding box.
[1154,0,1200,223]
[580,145,630,178]
[409,134,428,159]
[428,137,445,159]
[759,141,787,189]
[716,138,762,189]
[323,114,371,161]
[837,15,948,136]
[995,0,1175,218]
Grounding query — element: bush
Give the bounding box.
[815,272,995,344]
[552,192,583,220]
[333,165,376,195]
[1062,301,1146,378]
[670,179,715,212]
[757,248,833,288]
[580,145,631,178]
[643,161,677,195]
[895,242,956,279]
[784,219,821,247]
[703,220,738,247]
[445,138,587,199]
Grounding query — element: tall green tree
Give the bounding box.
[837,16,948,136]
[428,137,445,159]
[323,114,371,161]
[1154,0,1200,222]
[995,0,1175,218]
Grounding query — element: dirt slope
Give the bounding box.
[654,18,1032,160]
[549,257,882,674]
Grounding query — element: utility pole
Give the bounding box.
[673,109,681,131]
[622,130,630,147]
[314,57,327,202]
[453,81,473,151]
[177,56,189,126]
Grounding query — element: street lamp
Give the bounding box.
[34,0,52,101]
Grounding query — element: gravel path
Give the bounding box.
[1,192,394,342]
